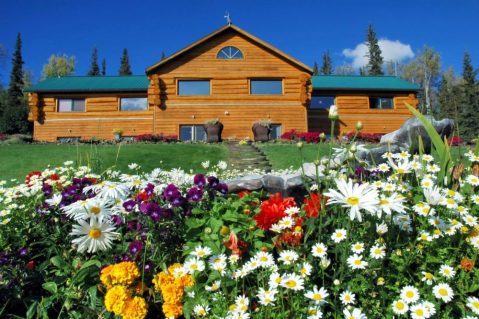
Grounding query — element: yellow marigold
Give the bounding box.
[110,261,140,286]
[104,285,130,315]
[152,272,174,291]
[161,283,184,304]
[100,265,115,287]
[179,274,194,288]
[122,296,148,319]
[162,302,183,318]
[167,263,183,274]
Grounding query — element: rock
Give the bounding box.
[356,144,402,163]
[226,175,263,193]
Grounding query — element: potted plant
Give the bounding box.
[204,119,223,143]
[252,119,272,142]
[113,128,123,142]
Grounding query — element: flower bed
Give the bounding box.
[1,148,479,318]
[344,131,384,143]
[135,134,178,143]
[281,130,324,143]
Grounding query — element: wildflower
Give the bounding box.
[193,304,210,317]
[340,290,356,305]
[269,272,282,288]
[205,280,221,292]
[369,244,386,259]
[391,299,409,315]
[439,264,456,279]
[460,257,475,271]
[324,179,378,221]
[191,245,212,258]
[311,242,328,258]
[421,272,435,285]
[343,308,367,319]
[467,296,479,315]
[328,105,338,120]
[201,161,210,169]
[422,301,436,317]
[255,251,274,268]
[257,288,278,306]
[433,283,454,303]
[466,175,479,186]
[376,222,388,235]
[253,193,295,230]
[299,262,312,277]
[304,193,322,218]
[331,229,347,243]
[410,303,430,319]
[305,286,329,305]
[217,161,228,170]
[351,242,365,254]
[281,273,304,291]
[184,257,205,274]
[400,285,420,304]
[347,254,368,270]
[70,218,118,253]
[278,250,299,265]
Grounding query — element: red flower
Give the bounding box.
[253,193,296,230]
[224,231,247,256]
[26,260,35,270]
[135,191,151,202]
[238,191,251,198]
[303,193,322,218]
[25,171,42,187]
[460,258,474,271]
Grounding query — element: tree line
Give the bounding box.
[313,24,479,140]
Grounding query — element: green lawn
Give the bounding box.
[258,143,331,169]
[0,143,228,182]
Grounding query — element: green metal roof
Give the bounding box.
[25,76,149,93]
[312,75,419,91]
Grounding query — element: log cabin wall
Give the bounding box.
[31,92,152,141]
[307,91,418,134]
[148,29,310,140]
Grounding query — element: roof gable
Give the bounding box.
[25,76,149,93]
[312,75,419,91]
[146,24,313,74]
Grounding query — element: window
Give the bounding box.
[369,97,394,109]
[217,46,243,59]
[310,96,336,109]
[270,124,282,139]
[120,97,148,111]
[250,79,283,95]
[180,125,206,142]
[58,99,85,112]
[178,80,210,96]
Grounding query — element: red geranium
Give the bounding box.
[253,193,296,230]
[303,192,323,218]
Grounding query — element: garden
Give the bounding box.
[1,113,479,319]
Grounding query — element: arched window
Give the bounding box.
[217,46,244,59]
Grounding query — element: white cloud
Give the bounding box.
[342,39,414,69]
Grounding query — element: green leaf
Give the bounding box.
[50,255,68,269]
[87,285,98,309]
[209,218,223,233]
[26,301,38,319]
[80,259,101,270]
[185,218,205,229]
[42,281,58,294]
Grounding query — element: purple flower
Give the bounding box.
[163,184,180,201]
[150,211,161,222]
[171,196,185,208]
[121,254,132,261]
[127,220,142,231]
[193,174,206,187]
[207,176,219,188]
[144,183,155,196]
[216,183,228,195]
[18,247,28,257]
[122,200,136,212]
[0,252,9,265]
[187,187,203,202]
[111,215,123,225]
[128,240,144,255]
[42,184,53,197]
[143,262,152,273]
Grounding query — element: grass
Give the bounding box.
[257,143,331,169]
[0,143,228,182]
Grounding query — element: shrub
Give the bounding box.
[134,134,178,143]
[0,133,7,141]
[280,129,324,143]
[344,131,384,143]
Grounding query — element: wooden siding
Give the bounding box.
[308,92,418,134]
[30,93,152,141]
[148,29,310,138]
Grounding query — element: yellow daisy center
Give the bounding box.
[313,293,322,301]
[396,302,405,310]
[439,288,448,296]
[90,206,101,214]
[88,228,102,239]
[473,301,479,308]
[354,259,362,265]
[415,309,424,316]
[380,199,389,205]
[406,291,414,298]
[346,196,359,206]
[286,279,297,288]
[425,273,433,279]
[260,256,268,262]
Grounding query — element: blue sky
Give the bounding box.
[0,0,478,86]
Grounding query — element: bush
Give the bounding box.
[134,133,178,143]
[280,129,324,143]
[448,136,464,146]
[344,131,384,143]
[0,133,7,141]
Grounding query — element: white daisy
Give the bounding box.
[257,288,278,306]
[391,299,409,315]
[304,286,329,305]
[281,273,304,291]
[369,244,386,259]
[377,163,390,172]
[410,303,430,319]
[184,257,205,273]
[466,175,479,186]
[421,272,436,285]
[205,280,221,292]
[376,222,388,235]
[400,285,420,304]
[255,251,275,268]
[70,218,118,253]
[433,283,454,302]
[324,178,379,221]
[311,242,328,258]
[347,254,368,270]
[193,304,210,317]
[343,307,367,319]
[191,245,213,258]
[331,229,347,243]
[467,296,479,315]
[470,236,479,249]
[351,242,365,254]
[285,206,300,216]
[299,262,312,277]
[269,272,282,288]
[45,193,63,206]
[278,250,299,265]
[340,290,356,305]
[439,264,456,279]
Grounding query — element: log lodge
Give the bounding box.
[26,24,419,142]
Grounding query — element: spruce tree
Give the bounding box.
[459,51,478,140]
[101,58,106,76]
[438,68,460,120]
[87,48,100,76]
[161,52,166,60]
[320,51,333,75]
[3,33,29,133]
[313,62,319,76]
[366,24,384,75]
[119,48,132,75]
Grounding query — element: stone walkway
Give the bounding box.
[226,141,272,172]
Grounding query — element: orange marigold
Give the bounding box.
[104,285,131,315]
[100,265,115,287]
[109,261,140,286]
[162,302,183,318]
[460,258,475,271]
[167,263,183,274]
[122,296,148,319]
[152,272,174,291]
[161,283,184,304]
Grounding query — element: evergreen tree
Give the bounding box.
[437,68,460,120]
[320,51,333,75]
[161,51,166,60]
[119,48,132,75]
[2,33,29,133]
[366,24,384,75]
[459,51,479,140]
[87,48,100,76]
[312,62,319,76]
[101,58,106,76]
